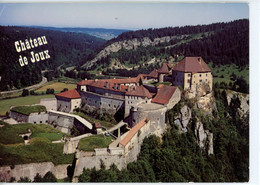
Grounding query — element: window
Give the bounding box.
[109,104,111,107]
[187,79,190,83]
[40,121,42,123]
[200,80,202,82]
[188,73,191,77]
[114,105,116,108]
[199,74,202,77]
[206,74,208,77]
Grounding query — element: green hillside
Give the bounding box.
[0,26,106,91]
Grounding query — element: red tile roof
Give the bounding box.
[151,85,177,105]
[126,86,152,98]
[95,122,102,128]
[55,89,81,99]
[158,63,170,74]
[119,119,147,147]
[172,57,211,73]
[148,69,158,78]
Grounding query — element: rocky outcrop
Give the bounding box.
[173,105,214,155]
[226,91,249,119]
[194,119,214,155]
[82,36,176,69]
[174,105,192,133]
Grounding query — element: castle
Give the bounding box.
[55,56,212,119]
[5,56,213,181]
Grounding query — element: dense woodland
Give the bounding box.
[91,19,248,72]
[78,94,249,182]
[0,26,105,91]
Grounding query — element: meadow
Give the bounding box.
[0,94,54,116]
[0,121,73,166]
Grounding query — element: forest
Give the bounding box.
[0,26,105,91]
[90,19,248,71]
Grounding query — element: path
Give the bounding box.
[0,76,47,95]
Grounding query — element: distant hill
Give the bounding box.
[30,26,131,40]
[83,19,249,77]
[0,26,106,91]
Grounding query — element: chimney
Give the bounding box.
[94,79,98,82]
[85,78,88,81]
[105,82,109,88]
[198,57,201,62]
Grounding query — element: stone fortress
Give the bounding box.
[4,56,213,182]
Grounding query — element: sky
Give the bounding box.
[0,2,249,30]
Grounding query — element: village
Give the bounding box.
[0,57,214,182]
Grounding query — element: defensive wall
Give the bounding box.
[81,91,125,115]
[0,162,70,182]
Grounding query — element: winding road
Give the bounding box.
[0,76,47,95]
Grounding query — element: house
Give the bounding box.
[157,63,172,82]
[172,57,213,92]
[56,89,81,113]
[151,85,181,110]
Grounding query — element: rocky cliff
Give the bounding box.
[82,36,179,69]
[173,104,214,155]
[226,90,249,119]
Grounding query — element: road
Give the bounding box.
[0,76,47,95]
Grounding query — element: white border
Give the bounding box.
[0,0,259,185]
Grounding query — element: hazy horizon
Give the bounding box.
[0,3,249,30]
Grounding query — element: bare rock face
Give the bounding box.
[82,36,175,69]
[226,91,249,119]
[196,92,216,116]
[194,119,214,155]
[174,105,192,133]
[173,105,214,155]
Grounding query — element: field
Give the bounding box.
[0,94,55,116]
[208,63,249,85]
[78,134,114,151]
[35,82,76,93]
[0,121,73,166]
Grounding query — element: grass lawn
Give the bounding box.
[0,121,65,144]
[0,94,55,116]
[0,121,73,166]
[208,62,249,84]
[0,138,74,166]
[78,134,114,151]
[35,82,76,93]
[73,112,116,129]
[11,105,46,116]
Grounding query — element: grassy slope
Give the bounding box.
[0,121,73,166]
[208,62,249,85]
[0,94,55,116]
[11,105,47,116]
[78,135,114,151]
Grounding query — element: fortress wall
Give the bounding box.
[0,162,70,182]
[28,112,49,124]
[10,111,28,122]
[48,113,74,134]
[73,150,125,177]
[57,98,71,113]
[145,109,167,136]
[39,98,57,111]
[124,120,151,165]
[81,91,124,115]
